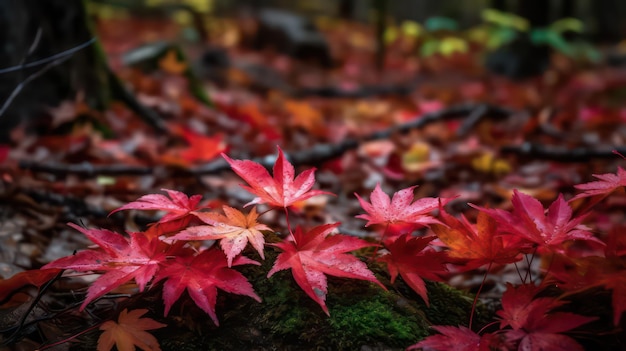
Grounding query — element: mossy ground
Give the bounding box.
[153,246,493,351]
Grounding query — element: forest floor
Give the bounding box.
[1,9,626,351]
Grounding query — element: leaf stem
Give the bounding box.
[469,262,492,330]
[476,320,500,335]
[284,206,297,244]
[523,247,538,284]
[513,262,524,283]
[370,223,390,260]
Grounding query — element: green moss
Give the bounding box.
[326,285,430,348]
[423,281,479,326]
[82,240,494,351]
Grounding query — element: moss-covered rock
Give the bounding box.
[155,247,492,351]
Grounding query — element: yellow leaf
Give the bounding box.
[439,37,468,57]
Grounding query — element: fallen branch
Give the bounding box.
[18,103,514,177]
[19,161,152,177]
[500,143,626,162]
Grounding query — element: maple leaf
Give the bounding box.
[159,49,187,75]
[42,223,167,310]
[0,269,60,302]
[284,100,326,137]
[110,189,205,224]
[497,283,596,351]
[407,326,492,351]
[602,272,626,326]
[169,206,271,267]
[547,246,626,326]
[162,126,227,166]
[97,308,166,351]
[432,210,522,270]
[153,248,260,325]
[222,146,331,208]
[571,166,626,201]
[475,190,604,253]
[267,223,385,315]
[355,183,445,234]
[377,234,447,305]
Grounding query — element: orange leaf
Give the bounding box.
[284,100,326,136]
[97,308,166,351]
[162,127,227,166]
[159,50,187,75]
[170,206,272,267]
[433,210,523,270]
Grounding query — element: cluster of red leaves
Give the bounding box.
[403,165,626,351]
[5,147,626,350]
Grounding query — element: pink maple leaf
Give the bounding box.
[42,223,168,310]
[267,223,385,315]
[571,166,626,201]
[222,146,331,208]
[110,189,205,224]
[355,183,445,228]
[475,190,604,253]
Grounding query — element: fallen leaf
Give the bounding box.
[97,308,166,351]
[159,50,187,75]
[267,223,385,315]
[222,146,331,208]
[170,206,272,267]
[153,248,260,325]
[43,223,169,310]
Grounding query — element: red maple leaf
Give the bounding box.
[222,146,331,208]
[355,183,445,238]
[497,283,596,351]
[407,326,494,351]
[0,269,61,302]
[42,223,168,310]
[546,256,626,325]
[110,189,205,224]
[377,234,447,305]
[432,210,522,270]
[547,234,626,326]
[110,189,210,238]
[169,206,271,267]
[475,190,603,253]
[571,166,626,201]
[153,248,260,325]
[162,126,227,166]
[267,223,385,315]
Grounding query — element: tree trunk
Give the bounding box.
[0,0,111,141]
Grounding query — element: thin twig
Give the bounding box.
[0,37,97,75]
[1,270,64,347]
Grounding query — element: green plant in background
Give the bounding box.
[385,16,468,58]
[468,8,529,49]
[531,17,601,63]
[469,8,600,63]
